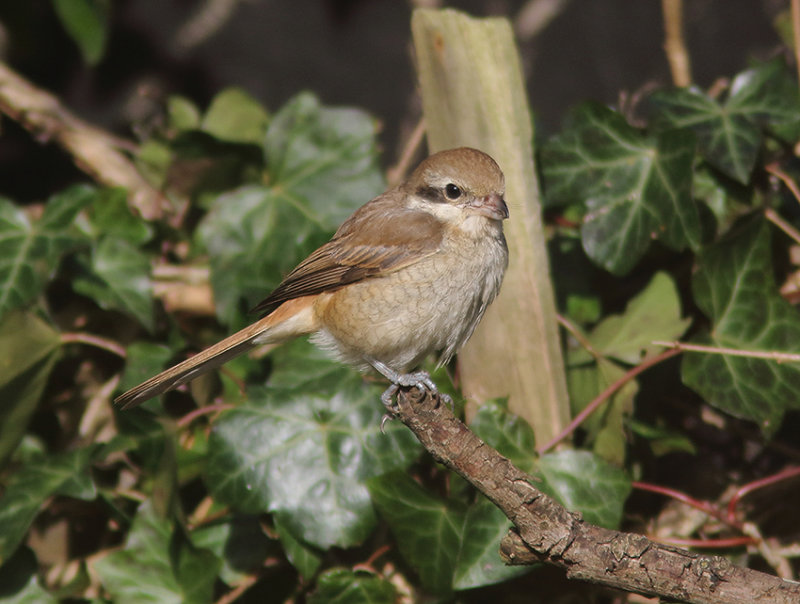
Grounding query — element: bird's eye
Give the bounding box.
[444,183,462,200]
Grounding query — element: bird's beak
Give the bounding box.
[470,193,509,221]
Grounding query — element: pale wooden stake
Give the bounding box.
[412,8,570,445]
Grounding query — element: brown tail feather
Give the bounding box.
[114,296,318,409]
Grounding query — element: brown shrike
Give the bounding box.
[115,147,509,410]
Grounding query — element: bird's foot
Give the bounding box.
[371,360,453,421]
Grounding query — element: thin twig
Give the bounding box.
[61,332,127,358]
[177,403,236,428]
[537,348,682,454]
[661,0,692,86]
[0,61,169,219]
[727,466,800,524]
[633,481,734,527]
[386,117,426,187]
[765,207,800,246]
[653,340,800,364]
[766,162,800,207]
[557,313,601,359]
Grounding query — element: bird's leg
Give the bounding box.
[369,359,452,413]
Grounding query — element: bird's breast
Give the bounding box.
[311,226,508,373]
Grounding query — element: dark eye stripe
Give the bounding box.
[416,185,446,203]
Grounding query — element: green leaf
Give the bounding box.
[206,360,420,549]
[651,60,800,183]
[0,547,57,603]
[118,341,175,394]
[198,93,383,326]
[583,272,691,364]
[51,0,109,64]
[0,447,97,564]
[469,400,536,473]
[81,188,152,245]
[540,102,700,275]
[167,96,202,132]
[191,515,274,585]
[73,238,155,331]
[196,185,330,326]
[93,502,220,604]
[0,186,93,320]
[537,450,631,529]
[627,418,696,456]
[367,472,465,595]
[264,92,385,229]
[274,514,322,579]
[682,218,800,432]
[452,498,529,590]
[308,569,396,604]
[0,312,61,468]
[202,88,270,145]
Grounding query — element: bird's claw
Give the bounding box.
[379,369,452,415]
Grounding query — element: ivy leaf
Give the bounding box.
[682,218,800,432]
[92,502,221,604]
[540,102,700,275]
[117,341,175,394]
[0,447,97,564]
[198,93,384,324]
[367,472,465,595]
[0,547,57,603]
[264,92,385,229]
[52,0,109,64]
[191,515,274,585]
[0,311,61,468]
[198,93,384,326]
[196,185,329,326]
[651,60,800,184]
[537,450,631,528]
[80,188,152,245]
[308,569,397,604]
[580,271,691,364]
[205,356,420,549]
[73,238,155,331]
[452,498,530,590]
[565,358,638,466]
[274,515,322,579]
[201,88,270,145]
[0,186,93,320]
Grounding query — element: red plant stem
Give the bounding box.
[726,466,800,524]
[177,403,236,428]
[632,481,736,527]
[537,348,681,454]
[61,332,127,358]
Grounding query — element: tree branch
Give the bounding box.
[393,387,800,604]
[0,60,169,219]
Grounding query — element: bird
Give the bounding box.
[114,147,509,410]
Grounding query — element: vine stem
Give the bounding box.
[60,332,127,358]
[653,340,800,364]
[536,348,681,454]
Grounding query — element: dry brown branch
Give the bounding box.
[393,387,800,603]
[0,60,168,219]
[661,0,692,87]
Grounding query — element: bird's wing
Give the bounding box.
[252,195,443,316]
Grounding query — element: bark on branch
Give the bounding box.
[394,387,800,604]
[0,60,168,219]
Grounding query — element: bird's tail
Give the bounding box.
[114,296,317,409]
